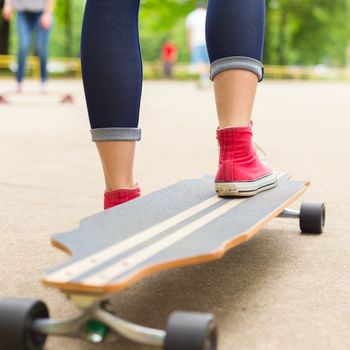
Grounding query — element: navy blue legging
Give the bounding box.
[81,0,265,142]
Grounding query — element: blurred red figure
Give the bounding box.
[162,40,177,78]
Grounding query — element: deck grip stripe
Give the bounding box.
[46,196,223,283]
[84,198,246,285]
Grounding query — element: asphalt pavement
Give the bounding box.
[0,79,349,350]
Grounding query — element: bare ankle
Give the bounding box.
[106,181,138,192]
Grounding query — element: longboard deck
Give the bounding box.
[43,175,309,295]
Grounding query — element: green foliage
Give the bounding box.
[140,0,350,66]
[4,0,350,66]
[8,0,84,57]
[50,0,84,57]
[265,0,350,65]
[139,0,196,62]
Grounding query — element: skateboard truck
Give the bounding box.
[0,296,217,350]
[31,300,166,346]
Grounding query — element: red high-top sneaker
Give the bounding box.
[104,186,141,210]
[215,126,277,196]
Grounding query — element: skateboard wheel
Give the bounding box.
[0,298,49,350]
[300,202,326,234]
[164,311,217,350]
[0,95,9,104]
[60,94,74,104]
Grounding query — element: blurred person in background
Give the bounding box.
[162,39,177,78]
[81,0,277,210]
[186,1,210,87]
[2,0,55,93]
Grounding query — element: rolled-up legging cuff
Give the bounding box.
[210,56,264,82]
[91,127,142,142]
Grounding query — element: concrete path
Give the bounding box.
[0,79,349,350]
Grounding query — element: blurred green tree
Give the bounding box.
[265,0,350,65]
[51,0,84,57]
[139,0,350,66]
[55,0,73,56]
[139,0,197,61]
[0,0,10,54]
[1,0,349,66]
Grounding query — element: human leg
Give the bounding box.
[206,0,265,127]
[35,13,51,84]
[16,12,32,86]
[81,0,142,208]
[191,45,210,85]
[206,0,276,196]
[197,46,210,86]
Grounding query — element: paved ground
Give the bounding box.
[0,79,349,350]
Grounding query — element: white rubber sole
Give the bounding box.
[215,172,278,197]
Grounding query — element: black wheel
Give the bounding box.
[300,202,326,234]
[60,94,74,104]
[0,95,9,104]
[0,298,49,350]
[164,311,217,350]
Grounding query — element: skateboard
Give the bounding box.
[0,91,75,104]
[0,174,325,350]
